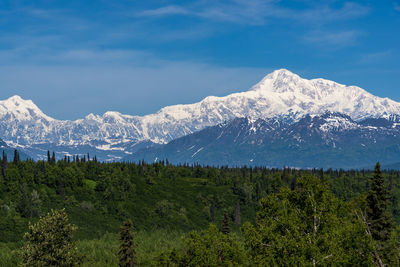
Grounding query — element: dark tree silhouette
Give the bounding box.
[366,162,397,265]
[221,213,230,234]
[235,200,241,225]
[119,220,137,267]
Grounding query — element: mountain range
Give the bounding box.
[129,112,400,169]
[1,69,400,168]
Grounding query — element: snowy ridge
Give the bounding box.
[1,69,400,160]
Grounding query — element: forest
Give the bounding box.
[0,151,399,266]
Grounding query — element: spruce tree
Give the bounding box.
[234,200,241,224]
[58,176,65,200]
[1,150,7,179]
[18,183,31,218]
[366,162,398,264]
[210,202,215,222]
[367,163,393,241]
[51,152,56,164]
[119,220,137,267]
[221,213,230,234]
[47,150,51,163]
[13,149,20,165]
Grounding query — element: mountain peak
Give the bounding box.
[7,95,24,101]
[0,95,54,122]
[266,69,300,79]
[246,69,400,120]
[1,95,35,109]
[103,111,123,118]
[250,68,303,93]
[5,95,35,106]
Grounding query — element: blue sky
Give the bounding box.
[0,0,399,119]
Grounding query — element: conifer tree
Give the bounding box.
[366,162,398,264]
[13,149,20,165]
[47,150,51,163]
[119,220,137,267]
[282,168,288,185]
[221,213,230,234]
[319,168,324,180]
[1,150,7,179]
[58,176,65,200]
[51,152,56,164]
[18,183,31,218]
[210,202,215,222]
[234,200,241,224]
[29,190,41,218]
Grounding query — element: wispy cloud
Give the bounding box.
[137,1,275,25]
[136,1,370,46]
[359,51,392,63]
[0,1,371,53]
[138,5,190,17]
[296,2,369,23]
[193,0,280,25]
[0,45,161,67]
[137,1,369,26]
[395,2,400,11]
[303,30,362,47]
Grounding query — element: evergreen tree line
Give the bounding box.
[20,163,399,266]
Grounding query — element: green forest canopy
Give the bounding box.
[0,155,399,265]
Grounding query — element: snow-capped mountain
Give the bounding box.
[1,69,400,161]
[129,112,400,169]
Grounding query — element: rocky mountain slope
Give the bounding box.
[0,136,29,161]
[128,112,400,169]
